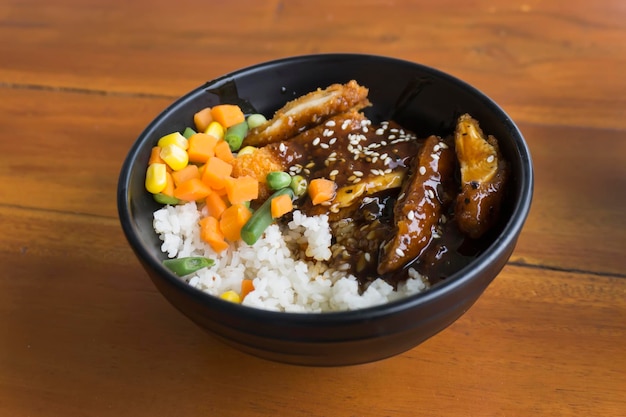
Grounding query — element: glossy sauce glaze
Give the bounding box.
[272,114,498,290]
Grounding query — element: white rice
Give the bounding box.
[153,202,429,312]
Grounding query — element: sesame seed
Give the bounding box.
[329,169,339,177]
[375,128,385,135]
[342,120,351,130]
[433,144,440,152]
[279,143,286,152]
[348,175,356,182]
[439,142,448,149]
[320,143,329,149]
[353,170,363,177]
[362,126,369,133]
[440,214,447,224]
[371,156,378,163]
[323,129,333,137]
[312,137,321,146]
[395,248,405,257]
[384,168,392,174]
[329,137,337,145]
[487,155,495,163]
[431,153,440,160]
[388,135,396,140]
[352,177,361,183]
[305,161,315,168]
[325,120,336,127]
[407,210,415,220]
[398,192,405,200]
[419,166,426,175]
[390,128,398,133]
[427,189,435,199]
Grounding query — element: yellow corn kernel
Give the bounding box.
[219,290,241,303]
[205,121,225,140]
[157,132,188,151]
[236,146,257,157]
[145,163,168,194]
[160,143,188,171]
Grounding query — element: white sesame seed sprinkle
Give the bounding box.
[433,144,440,152]
[427,189,435,199]
[312,137,321,146]
[320,143,329,149]
[342,120,351,130]
[487,155,495,163]
[329,137,337,145]
[407,210,415,220]
[395,248,405,257]
[279,143,286,152]
[431,153,440,160]
[419,166,426,175]
[354,170,363,177]
[375,128,385,135]
[325,120,336,127]
[439,142,449,149]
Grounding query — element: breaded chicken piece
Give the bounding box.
[378,135,456,275]
[454,114,508,239]
[242,80,370,147]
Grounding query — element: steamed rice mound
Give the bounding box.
[153,202,429,312]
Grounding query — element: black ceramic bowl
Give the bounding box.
[117,54,533,366]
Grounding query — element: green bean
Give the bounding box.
[246,113,267,129]
[266,171,292,190]
[240,188,294,245]
[290,175,308,197]
[224,121,248,151]
[162,257,214,276]
[153,193,181,205]
[182,126,196,139]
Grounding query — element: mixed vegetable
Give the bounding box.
[145,103,338,300]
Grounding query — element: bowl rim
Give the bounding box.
[117,52,533,325]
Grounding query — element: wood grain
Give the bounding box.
[1,0,625,416]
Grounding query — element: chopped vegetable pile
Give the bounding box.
[146,103,338,301]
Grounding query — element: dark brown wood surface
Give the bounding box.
[1,1,624,416]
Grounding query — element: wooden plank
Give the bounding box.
[1,88,624,274]
[1,257,623,416]
[0,0,625,129]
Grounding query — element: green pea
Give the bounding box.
[266,171,292,190]
[290,175,308,197]
[246,113,267,129]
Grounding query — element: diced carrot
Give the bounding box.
[173,177,213,202]
[241,279,255,300]
[162,171,175,197]
[149,146,165,165]
[210,104,245,128]
[214,140,235,163]
[205,190,228,219]
[219,203,252,242]
[202,156,233,190]
[309,178,337,205]
[199,216,229,252]
[187,133,219,164]
[224,175,258,205]
[193,107,214,133]
[271,193,293,218]
[171,164,200,187]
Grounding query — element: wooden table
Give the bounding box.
[1,1,624,415]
